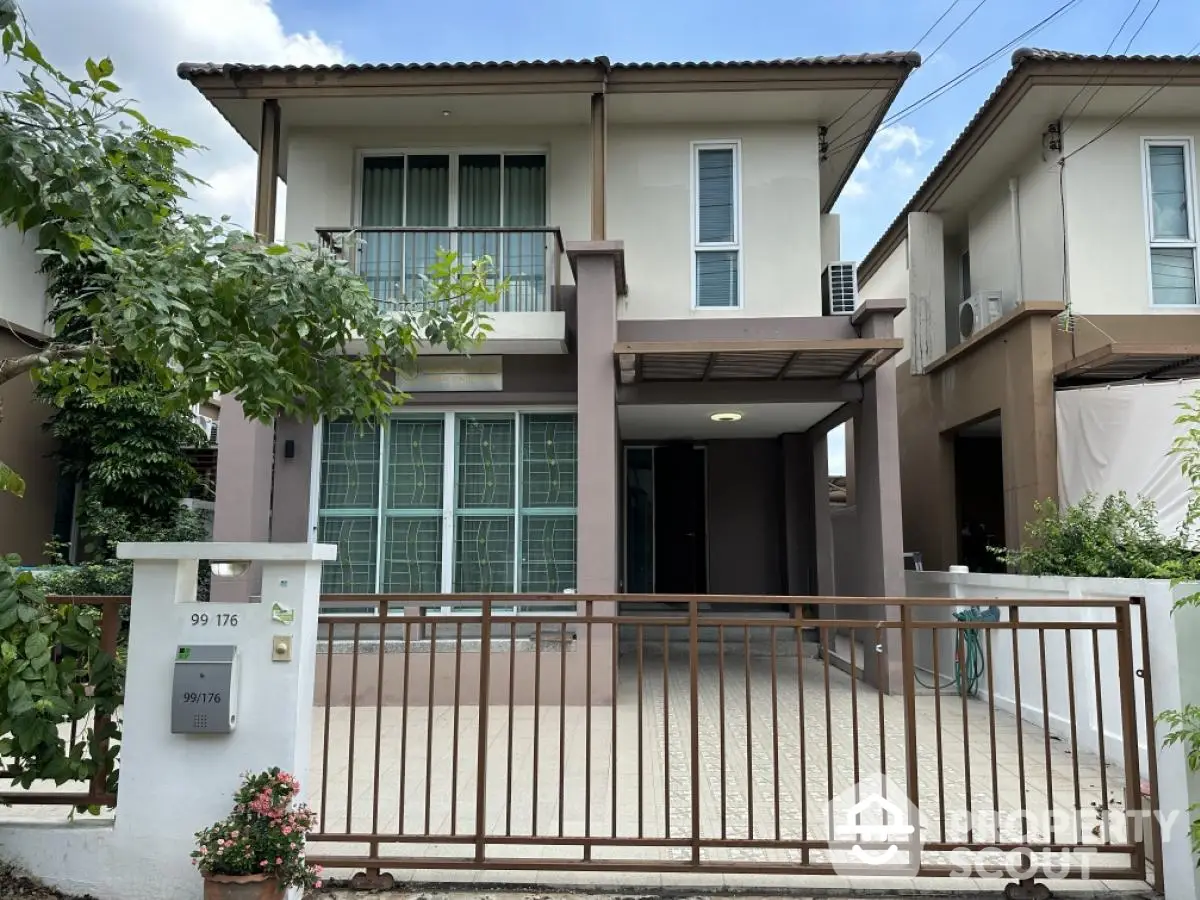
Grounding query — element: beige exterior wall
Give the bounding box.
[608,123,823,319]
[820,213,841,270]
[1062,117,1200,315]
[286,121,828,321]
[960,149,1064,314]
[0,228,49,335]
[282,124,592,272]
[860,239,909,363]
[1017,149,1066,303]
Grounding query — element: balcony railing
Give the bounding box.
[316,226,564,313]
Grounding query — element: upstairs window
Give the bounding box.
[358,153,548,310]
[1144,139,1199,306]
[693,142,741,308]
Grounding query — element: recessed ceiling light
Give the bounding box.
[441,109,452,116]
[710,411,743,423]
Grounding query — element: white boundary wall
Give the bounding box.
[909,570,1200,900]
[0,543,335,900]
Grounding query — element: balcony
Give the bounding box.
[316,225,568,354]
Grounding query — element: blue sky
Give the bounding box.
[271,0,1200,261]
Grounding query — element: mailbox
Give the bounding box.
[171,645,239,734]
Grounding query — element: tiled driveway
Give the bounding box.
[309,648,1133,879]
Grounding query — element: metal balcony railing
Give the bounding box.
[316,226,564,313]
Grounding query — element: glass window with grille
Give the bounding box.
[316,412,577,599]
[1144,140,1199,306]
[693,143,741,309]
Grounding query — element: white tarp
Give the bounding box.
[1055,379,1198,537]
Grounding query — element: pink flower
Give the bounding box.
[314,882,322,889]
[260,860,268,868]
[282,826,292,835]
[275,857,282,865]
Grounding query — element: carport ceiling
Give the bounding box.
[619,402,841,440]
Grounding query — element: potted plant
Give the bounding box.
[192,768,323,899]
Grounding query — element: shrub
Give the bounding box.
[993,492,1200,581]
[0,555,121,804]
[192,769,323,891]
[40,500,211,601]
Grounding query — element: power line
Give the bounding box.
[1062,0,1166,131]
[1060,38,1200,163]
[925,0,991,65]
[1123,0,1162,53]
[1057,0,1145,127]
[824,0,970,131]
[911,0,969,52]
[825,0,1086,158]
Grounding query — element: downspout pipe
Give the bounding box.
[1009,177,1025,305]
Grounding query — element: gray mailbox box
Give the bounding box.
[171,644,239,734]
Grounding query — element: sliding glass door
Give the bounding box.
[359,153,547,310]
[317,412,577,609]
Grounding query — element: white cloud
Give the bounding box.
[873,124,932,157]
[16,0,344,230]
[842,175,869,199]
[839,122,931,206]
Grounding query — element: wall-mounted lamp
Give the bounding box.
[210,561,251,578]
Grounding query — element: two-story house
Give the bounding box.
[0,229,60,562]
[179,53,919,629]
[859,49,1200,570]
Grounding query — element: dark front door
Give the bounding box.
[652,443,707,594]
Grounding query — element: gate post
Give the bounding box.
[899,603,922,869]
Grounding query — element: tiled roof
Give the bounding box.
[1012,48,1200,63]
[176,52,919,80]
[859,47,1200,280]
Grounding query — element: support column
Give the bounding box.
[253,99,281,242]
[568,240,623,702]
[810,429,836,597]
[908,211,947,373]
[590,93,607,240]
[854,308,906,692]
[212,99,282,601]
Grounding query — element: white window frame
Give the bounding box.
[311,408,578,617]
[690,140,743,310]
[1141,136,1200,309]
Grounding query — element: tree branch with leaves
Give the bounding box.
[0,12,500,496]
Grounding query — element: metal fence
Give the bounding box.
[315,226,564,313]
[308,594,1159,892]
[0,592,1157,892]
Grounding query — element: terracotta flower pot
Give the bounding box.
[203,873,284,900]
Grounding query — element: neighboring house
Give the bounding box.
[858,49,1200,570]
[179,53,918,628]
[0,228,59,563]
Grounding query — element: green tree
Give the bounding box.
[0,16,498,496]
[1160,391,1200,862]
[0,13,500,802]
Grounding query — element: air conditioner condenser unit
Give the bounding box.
[958,291,1003,340]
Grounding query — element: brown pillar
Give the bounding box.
[853,310,906,692]
[1001,318,1058,553]
[213,99,283,601]
[810,429,836,597]
[254,99,281,242]
[590,93,607,241]
[568,241,624,702]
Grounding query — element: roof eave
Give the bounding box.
[858,52,1200,283]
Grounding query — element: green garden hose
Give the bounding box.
[914,606,993,697]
